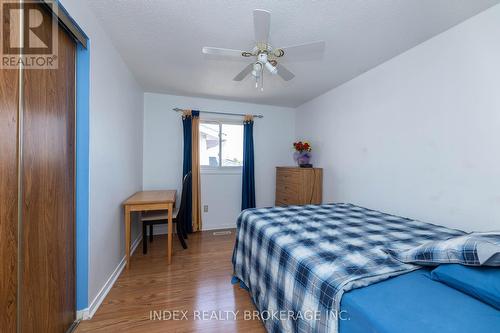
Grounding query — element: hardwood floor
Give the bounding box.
[76,230,266,333]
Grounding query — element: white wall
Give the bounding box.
[143,93,295,230]
[60,0,144,309]
[296,4,500,232]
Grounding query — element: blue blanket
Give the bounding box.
[232,203,463,333]
[340,269,500,333]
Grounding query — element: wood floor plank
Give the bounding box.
[76,230,266,333]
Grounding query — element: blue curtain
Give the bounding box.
[241,117,256,210]
[182,112,193,233]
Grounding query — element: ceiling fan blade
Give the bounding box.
[275,41,325,59]
[276,64,295,81]
[253,9,271,44]
[202,47,246,57]
[233,63,254,81]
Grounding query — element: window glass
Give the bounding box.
[200,122,220,167]
[199,121,243,168]
[221,124,243,166]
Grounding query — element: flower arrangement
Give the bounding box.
[293,141,312,167]
[293,141,312,153]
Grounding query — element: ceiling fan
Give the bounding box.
[202,9,325,91]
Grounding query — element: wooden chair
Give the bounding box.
[141,172,191,254]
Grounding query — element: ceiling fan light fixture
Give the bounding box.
[252,62,263,78]
[257,52,268,63]
[265,61,277,75]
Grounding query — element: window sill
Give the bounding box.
[201,167,242,175]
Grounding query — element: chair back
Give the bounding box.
[177,171,192,229]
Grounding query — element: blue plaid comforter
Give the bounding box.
[232,203,464,333]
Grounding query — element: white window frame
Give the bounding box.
[200,119,243,174]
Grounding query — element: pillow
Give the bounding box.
[430,264,500,310]
[384,232,500,266]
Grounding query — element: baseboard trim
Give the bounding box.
[77,233,142,320]
[76,308,88,321]
[151,224,236,235]
[150,224,175,236]
[202,225,236,231]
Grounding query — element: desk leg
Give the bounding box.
[167,203,173,264]
[125,206,131,270]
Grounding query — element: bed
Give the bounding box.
[232,203,500,333]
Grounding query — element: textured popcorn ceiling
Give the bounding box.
[87,0,499,107]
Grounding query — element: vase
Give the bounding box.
[294,151,311,167]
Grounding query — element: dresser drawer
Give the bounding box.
[276,168,300,185]
[276,180,299,195]
[275,190,298,206]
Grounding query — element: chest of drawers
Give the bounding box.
[275,167,323,206]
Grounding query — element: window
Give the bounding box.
[200,120,243,168]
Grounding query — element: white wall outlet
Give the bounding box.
[203,205,208,212]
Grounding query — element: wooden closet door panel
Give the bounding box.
[20,10,76,332]
[0,64,19,333]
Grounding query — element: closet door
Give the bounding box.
[0,56,19,333]
[20,7,76,332]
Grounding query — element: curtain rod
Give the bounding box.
[172,108,264,119]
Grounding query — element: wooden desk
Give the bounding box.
[123,190,176,268]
